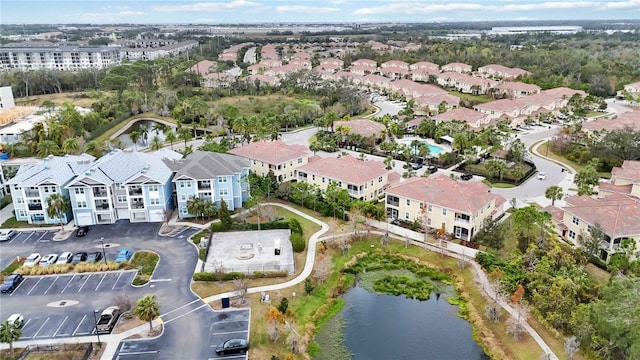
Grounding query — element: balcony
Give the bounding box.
[347,189,362,197]
[386,195,399,207]
[95,201,110,210]
[130,200,145,209]
[28,203,43,211]
[93,188,108,197]
[128,187,143,196]
[25,190,40,198]
[197,182,211,190]
[455,213,471,224]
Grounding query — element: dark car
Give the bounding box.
[427,165,438,174]
[411,162,423,170]
[460,173,474,181]
[71,252,88,264]
[76,226,90,237]
[1,274,24,293]
[215,339,249,355]
[87,252,103,264]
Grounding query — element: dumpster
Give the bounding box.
[221,296,230,308]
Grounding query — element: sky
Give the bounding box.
[1,0,639,24]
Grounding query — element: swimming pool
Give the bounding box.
[401,140,445,156]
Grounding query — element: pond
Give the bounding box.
[340,285,489,360]
[116,120,176,150]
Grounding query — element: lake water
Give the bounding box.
[116,120,176,150]
[341,285,489,360]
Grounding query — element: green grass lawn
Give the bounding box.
[491,183,515,188]
[271,205,321,238]
[1,217,55,229]
[537,142,611,178]
[447,90,492,104]
[126,251,160,285]
[1,259,25,276]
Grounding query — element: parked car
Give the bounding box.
[460,173,474,181]
[71,252,88,264]
[76,226,90,237]
[411,162,423,170]
[537,172,547,180]
[426,165,438,174]
[39,254,59,267]
[87,252,103,264]
[24,253,42,267]
[115,249,132,263]
[215,339,249,355]
[0,229,17,242]
[7,314,24,328]
[1,274,24,293]
[56,252,74,265]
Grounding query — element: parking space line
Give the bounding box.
[160,299,202,317]
[212,319,249,324]
[22,232,35,243]
[95,273,106,291]
[61,274,75,293]
[78,274,92,292]
[72,315,87,336]
[32,317,50,338]
[44,276,59,294]
[117,351,160,356]
[112,272,123,290]
[27,277,43,295]
[53,316,68,337]
[9,278,28,296]
[211,330,248,336]
[163,303,209,324]
[37,232,48,242]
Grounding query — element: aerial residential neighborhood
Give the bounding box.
[0,5,639,360]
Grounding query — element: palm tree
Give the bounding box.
[150,135,162,151]
[46,193,70,232]
[134,294,160,331]
[0,320,22,353]
[128,131,141,151]
[177,127,193,147]
[62,137,79,154]
[152,122,164,136]
[485,159,507,181]
[187,196,205,223]
[545,185,564,206]
[36,140,59,158]
[164,129,176,150]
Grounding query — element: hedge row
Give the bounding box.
[209,220,291,233]
[192,270,288,281]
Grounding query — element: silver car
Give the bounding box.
[0,229,17,241]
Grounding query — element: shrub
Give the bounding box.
[290,233,306,252]
[277,297,289,314]
[193,272,216,281]
[289,218,303,235]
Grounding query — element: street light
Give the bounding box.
[100,237,107,265]
[91,309,101,345]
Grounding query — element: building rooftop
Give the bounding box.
[167,151,249,180]
[333,119,386,138]
[8,154,95,187]
[563,194,640,237]
[611,160,640,183]
[228,140,309,165]
[297,155,387,185]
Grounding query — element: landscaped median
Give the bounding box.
[125,251,160,286]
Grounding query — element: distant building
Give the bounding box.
[0,86,15,109]
[489,26,582,35]
[0,45,120,71]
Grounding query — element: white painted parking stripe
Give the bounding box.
[32,317,50,338]
[9,278,28,296]
[72,314,87,336]
[78,274,92,292]
[163,303,209,324]
[95,273,106,291]
[159,298,202,317]
[61,274,76,293]
[44,276,59,294]
[212,319,249,324]
[37,232,47,242]
[117,351,160,356]
[22,232,35,243]
[149,278,171,282]
[112,272,123,290]
[211,330,248,336]
[27,277,43,295]
[53,316,68,337]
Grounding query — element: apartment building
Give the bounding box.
[64,150,180,225]
[0,45,120,71]
[385,175,506,240]
[8,154,96,225]
[228,141,310,182]
[165,151,250,219]
[296,155,389,200]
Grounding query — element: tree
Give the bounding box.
[187,196,206,224]
[150,135,162,151]
[277,297,289,314]
[384,156,395,170]
[218,200,233,229]
[62,137,80,154]
[128,130,141,151]
[0,321,22,353]
[177,126,193,147]
[475,216,506,251]
[164,128,176,150]
[544,186,564,206]
[512,206,542,250]
[233,277,248,303]
[46,193,70,232]
[304,278,314,295]
[266,307,284,342]
[134,294,160,331]
[485,159,508,181]
[575,158,600,196]
[36,140,60,157]
[578,222,606,259]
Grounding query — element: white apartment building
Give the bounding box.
[0,46,121,71]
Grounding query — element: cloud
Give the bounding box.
[154,0,262,12]
[119,10,145,16]
[276,5,341,14]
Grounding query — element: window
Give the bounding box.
[338,181,342,187]
[312,175,315,181]
[428,204,432,212]
[44,187,49,193]
[16,197,23,204]
[219,189,228,196]
[378,176,383,183]
[74,188,85,195]
[117,195,127,203]
[219,176,227,183]
[298,158,303,164]
[77,201,87,208]
[442,208,447,216]
[371,180,374,186]
[51,187,57,193]
[148,185,158,192]
[569,230,576,240]
[180,194,186,201]
[572,217,579,225]
[186,182,192,188]
[487,203,490,209]
[378,189,383,194]
[149,198,160,205]
[405,212,410,220]
[407,199,411,206]
[427,218,432,226]
[587,225,591,232]
[322,177,325,183]
[180,207,188,215]
[253,160,256,165]
[420,202,424,209]
[179,182,185,188]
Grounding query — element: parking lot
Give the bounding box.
[9,271,137,297]
[19,310,100,340]
[208,309,250,359]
